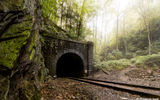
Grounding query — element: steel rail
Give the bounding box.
[80,77,160,90]
[69,77,160,97]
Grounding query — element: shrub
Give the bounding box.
[94,55,103,70]
[152,40,160,54]
[107,53,116,60]
[135,50,148,56]
[97,59,131,70]
[131,54,160,67]
[125,52,135,59]
[107,50,123,60]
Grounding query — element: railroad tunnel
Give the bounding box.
[56,53,84,77]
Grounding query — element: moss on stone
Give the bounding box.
[30,49,35,60]
[40,68,44,81]
[0,75,10,100]
[1,16,32,38]
[0,36,28,68]
[0,0,24,11]
[28,31,39,52]
[0,0,44,100]
[18,80,42,100]
[0,14,32,69]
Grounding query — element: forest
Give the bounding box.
[0,0,160,99]
[42,0,160,70]
[93,0,160,70]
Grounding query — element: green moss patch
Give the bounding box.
[1,16,32,38]
[0,15,32,69]
[0,36,28,68]
[30,49,35,60]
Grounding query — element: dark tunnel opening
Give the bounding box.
[56,53,84,77]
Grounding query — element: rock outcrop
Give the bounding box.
[0,0,45,99]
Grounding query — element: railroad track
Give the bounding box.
[69,77,160,98]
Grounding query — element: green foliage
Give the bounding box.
[125,52,135,59]
[101,16,160,60]
[107,50,123,60]
[42,0,58,22]
[96,59,131,70]
[41,0,96,40]
[96,53,160,71]
[152,40,160,53]
[93,54,102,70]
[100,0,160,62]
[131,53,160,68]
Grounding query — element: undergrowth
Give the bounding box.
[96,53,160,70]
[95,59,131,70]
[131,53,160,68]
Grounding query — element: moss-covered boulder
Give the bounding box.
[0,15,32,69]
[0,0,45,100]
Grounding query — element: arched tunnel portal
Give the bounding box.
[56,53,84,77]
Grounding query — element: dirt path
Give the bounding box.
[92,66,160,88]
[119,66,137,82]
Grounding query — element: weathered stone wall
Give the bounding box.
[42,36,94,76]
[87,42,94,75]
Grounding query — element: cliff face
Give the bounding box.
[0,0,45,99]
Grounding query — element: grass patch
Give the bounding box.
[96,59,131,70]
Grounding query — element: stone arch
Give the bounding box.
[55,50,86,77]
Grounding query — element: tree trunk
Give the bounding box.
[77,0,86,38]
[60,2,64,27]
[123,16,127,54]
[147,22,152,55]
[116,15,119,50]
[143,16,152,55]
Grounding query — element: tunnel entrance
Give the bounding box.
[56,53,84,77]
